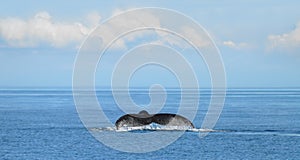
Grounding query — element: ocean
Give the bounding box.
[1,88,300,159]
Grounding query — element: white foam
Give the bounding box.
[89,124,219,133]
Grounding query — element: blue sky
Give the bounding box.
[0,0,300,88]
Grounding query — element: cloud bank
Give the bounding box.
[0,11,97,48]
[0,10,215,50]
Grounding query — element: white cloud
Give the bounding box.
[155,31,189,48]
[84,8,216,51]
[85,11,102,27]
[223,40,250,50]
[97,9,162,50]
[0,9,214,50]
[0,11,94,48]
[180,26,211,48]
[268,22,300,51]
[223,41,235,47]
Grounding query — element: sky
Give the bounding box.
[0,0,300,88]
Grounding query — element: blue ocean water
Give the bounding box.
[1,88,300,159]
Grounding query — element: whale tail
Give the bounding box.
[115,110,194,130]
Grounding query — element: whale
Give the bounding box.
[115,110,195,130]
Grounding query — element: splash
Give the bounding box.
[89,123,218,132]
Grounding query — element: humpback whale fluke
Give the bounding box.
[115,110,195,130]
